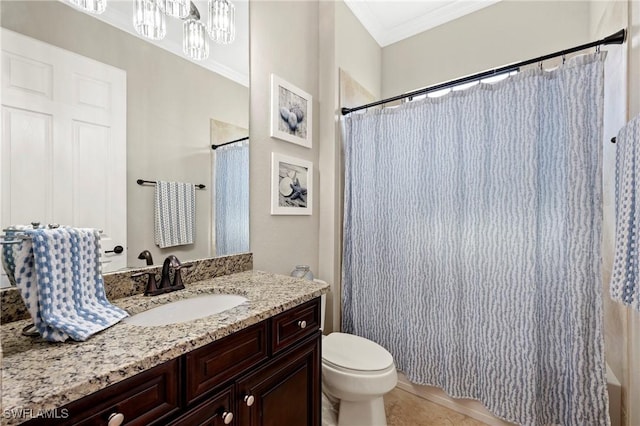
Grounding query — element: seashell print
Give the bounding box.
[287,111,298,130]
[291,105,304,123]
[280,107,291,122]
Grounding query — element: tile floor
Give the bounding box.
[384,387,489,426]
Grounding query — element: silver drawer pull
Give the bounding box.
[244,394,255,406]
[107,412,124,426]
[222,411,234,424]
[298,320,307,329]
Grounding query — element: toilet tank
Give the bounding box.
[313,279,330,332]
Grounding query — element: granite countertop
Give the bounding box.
[0,270,329,426]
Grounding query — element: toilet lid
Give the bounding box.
[322,333,394,372]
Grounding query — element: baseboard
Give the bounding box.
[395,372,515,426]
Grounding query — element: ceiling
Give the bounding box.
[64,0,499,86]
[344,0,501,47]
[63,0,249,87]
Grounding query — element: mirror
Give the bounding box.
[0,0,250,277]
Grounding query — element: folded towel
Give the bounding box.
[610,114,640,312]
[154,181,196,248]
[13,227,128,342]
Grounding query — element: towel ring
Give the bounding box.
[22,323,39,337]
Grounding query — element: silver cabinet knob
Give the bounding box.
[244,394,255,406]
[107,412,124,426]
[222,411,234,424]
[298,320,307,329]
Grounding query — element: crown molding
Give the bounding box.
[345,0,501,48]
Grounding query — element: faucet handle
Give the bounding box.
[132,271,163,296]
[172,264,193,290]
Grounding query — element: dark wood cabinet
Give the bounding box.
[24,358,181,426]
[185,321,269,405]
[168,385,235,426]
[236,335,321,426]
[24,297,321,426]
[270,299,320,355]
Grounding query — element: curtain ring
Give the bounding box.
[538,61,543,71]
[596,45,601,53]
[562,55,566,65]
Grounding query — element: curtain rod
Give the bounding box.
[211,136,249,150]
[341,29,626,116]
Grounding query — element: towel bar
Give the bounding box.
[137,179,206,189]
[0,228,103,244]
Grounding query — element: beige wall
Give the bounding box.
[623,2,639,424]
[335,1,382,99]
[589,2,630,425]
[381,1,591,98]
[627,4,640,426]
[590,1,640,424]
[249,1,320,275]
[317,1,381,333]
[1,1,249,268]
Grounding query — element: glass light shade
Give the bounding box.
[158,0,189,19]
[183,19,209,61]
[207,0,235,44]
[133,0,166,41]
[67,0,107,14]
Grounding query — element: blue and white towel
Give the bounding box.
[13,227,128,342]
[154,181,196,248]
[610,114,640,311]
[2,224,42,286]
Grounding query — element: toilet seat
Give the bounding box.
[322,332,394,372]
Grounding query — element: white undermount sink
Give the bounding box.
[123,294,248,326]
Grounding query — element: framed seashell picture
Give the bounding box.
[270,74,313,148]
[271,152,313,215]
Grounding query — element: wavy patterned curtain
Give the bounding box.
[215,140,249,256]
[342,54,609,425]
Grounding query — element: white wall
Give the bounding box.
[1,1,249,267]
[249,1,320,275]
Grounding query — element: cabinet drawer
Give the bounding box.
[24,359,180,426]
[186,321,268,405]
[271,298,320,355]
[167,385,235,426]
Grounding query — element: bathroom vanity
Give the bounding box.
[0,270,328,426]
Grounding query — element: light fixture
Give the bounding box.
[66,0,236,60]
[183,18,209,61]
[67,0,107,15]
[207,0,235,44]
[133,0,167,41]
[159,0,189,19]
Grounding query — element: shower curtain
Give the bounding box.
[342,54,609,425]
[215,140,249,256]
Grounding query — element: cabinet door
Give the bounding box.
[167,385,235,426]
[236,334,320,426]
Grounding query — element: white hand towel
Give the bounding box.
[154,181,196,248]
[610,114,640,312]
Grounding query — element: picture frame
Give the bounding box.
[270,74,313,148]
[271,152,313,215]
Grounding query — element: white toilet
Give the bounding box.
[317,280,397,426]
